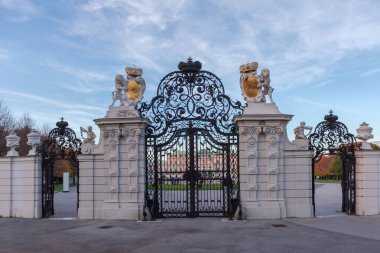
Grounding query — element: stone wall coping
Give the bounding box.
[234,114,293,123]
[94,117,148,126]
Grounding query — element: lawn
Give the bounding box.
[54,184,76,193]
[148,183,239,191]
[315,179,340,184]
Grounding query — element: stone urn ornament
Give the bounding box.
[356,122,373,149]
[27,129,41,156]
[356,122,373,142]
[6,132,20,157]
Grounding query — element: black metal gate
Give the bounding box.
[39,118,81,218]
[309,111,359,215]
[138,58,244,218]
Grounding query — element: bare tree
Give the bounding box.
[15,112,36,156]
[38,123,51,141]
[17,112,36,130]
[0,99,16,156]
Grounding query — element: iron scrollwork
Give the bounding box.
[309,111,358,162]
[39,118,82,218]
[137,58,245,219]
[137,57,244,137]
[308,110,359,215]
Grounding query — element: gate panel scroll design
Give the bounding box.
[309,111,359,215]
[39,118,81,218]
[138,58,244,218]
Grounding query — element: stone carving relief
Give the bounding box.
[240,62,274,103]
[103,129,122,140]
[111,74,126,106]
[118,109,139,118]
[293,121,313,140]
[241,126,262,198]
[80,126,97,155]
[263,126,283,159]
[241,126,261,173]
[110,66,146,107]
[293,121,312,150]
[263,126,283,198]
[125,66,146,105]
[241,126,262,146]
[122,128,141,151]
[102,129,122,202]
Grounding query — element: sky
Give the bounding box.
[0,0,380,143]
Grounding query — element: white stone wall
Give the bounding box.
[282,149,313,217]
[235,102,313,219]
[78,112,147,220]
[355,149,380,215]
[0,156,42,218]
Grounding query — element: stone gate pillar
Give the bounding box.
[78,65,148,220]
[355,123,380,216]
[235,61,313,219]
[78,105,147,219]
[235,103,292,219]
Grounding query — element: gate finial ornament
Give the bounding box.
[178,57,202,72]
[240,62,274,103]
[324,110,338,123]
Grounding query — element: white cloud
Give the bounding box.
[295,97,360,114]
[43,61,107,82]
[55,0,380,94]
[0,0,38,22]
[41,61,111,93]
[2,90,105,112]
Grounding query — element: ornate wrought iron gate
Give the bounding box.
[309,111,358,215]
[39,118,81,218]
[138,58,244,218]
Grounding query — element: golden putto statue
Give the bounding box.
[240,61,273,103]
[111,65,146,107]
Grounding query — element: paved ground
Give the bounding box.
[1,217,380,253]
[1,183,380,253]
[53,186,77,218]
[315,183,343,217]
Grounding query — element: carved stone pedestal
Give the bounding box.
[235,102,313,219]
[78,106,147,220]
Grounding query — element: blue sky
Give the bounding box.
[0,0,380,142]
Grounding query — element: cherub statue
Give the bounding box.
[258,68,273,103]
[80,126,96,145]
[239,62,275,103]
[111,74,126,106]
[294,122,313,140]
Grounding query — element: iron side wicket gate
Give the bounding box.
[309,111,358,215]
[138,58,244,218]
[39,118,81,218]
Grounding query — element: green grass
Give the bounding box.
[54,183,76,193]
[149,183,239,191]
[315,179,340,184]
[159,184,223,190]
